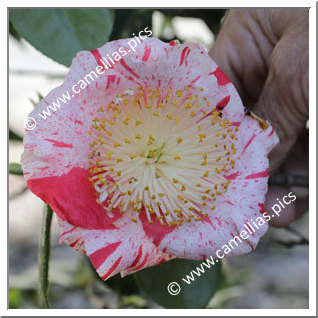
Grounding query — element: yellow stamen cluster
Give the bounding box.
[87,86,238,226]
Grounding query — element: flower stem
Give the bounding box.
[38,204,53,308]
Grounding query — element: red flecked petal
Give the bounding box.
[58,217,86,254]
[82,209,174,280]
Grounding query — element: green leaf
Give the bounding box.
[9,130,23,141]
[9,20,21,41]
[110,9,153,41]
[9,163,23,175]
[10,9,115,67]
[134,258,224,309]
[9,288,22,308]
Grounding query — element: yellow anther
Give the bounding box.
[113,142,121,147]
[117,158,123,163]
[135,133,141,139]
[135,120,142,126]
[172,178,179,184]
[173,155,181,160]
[172,101,178,106]
[203,171,209,177]
[166,114,173,120]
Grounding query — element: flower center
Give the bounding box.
[88,86,239,226]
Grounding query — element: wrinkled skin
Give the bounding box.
[210,8,309,227]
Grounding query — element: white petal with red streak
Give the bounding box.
[82,208,174,280]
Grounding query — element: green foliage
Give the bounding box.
[9,288,22,308]
[9,21,21,41]
[9,130,23,141]
[135,258,224,308]
[29,92,44,108]
[10,9,114,67]
[9,162,23,175]
[109,9,153,41]
[103,272,140,296]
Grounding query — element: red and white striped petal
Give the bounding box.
[82,208,174,280]
[57,217,86,254]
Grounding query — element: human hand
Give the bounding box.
[209,9,309,227]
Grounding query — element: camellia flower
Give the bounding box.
[22,37,279,280]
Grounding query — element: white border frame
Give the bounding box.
[3,1,316,316]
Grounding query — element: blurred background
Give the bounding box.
[9,9,309,309]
